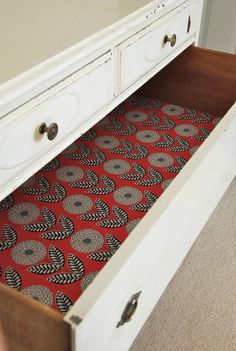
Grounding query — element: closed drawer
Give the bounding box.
[0,47,236,351]
[117,0,201,92]
[0,52,113,201]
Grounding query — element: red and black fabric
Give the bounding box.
[0,94,220,313]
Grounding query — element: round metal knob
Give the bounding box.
[163,33,177,47]
[117,291,141,328]
[39,122,59,141]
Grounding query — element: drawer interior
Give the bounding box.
[0,46,235,326]
[138,46,236,116]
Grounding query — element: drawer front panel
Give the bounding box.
[118,0,200,92]
[0,53,113,199]
[66,102,236,351]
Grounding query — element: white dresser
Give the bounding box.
[0,1,236,351]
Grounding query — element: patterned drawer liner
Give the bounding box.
[0,94,220,314]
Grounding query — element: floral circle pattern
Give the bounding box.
[80,271,98,291]
[113,186,143,205]
[136,130,160,143]
[11,240,46,265]
[161,104,185,116]
[63,195,93,214]
[103,159,131,175]
[56,166,84,182]
[0,93,218,312]
[148,153,174,167]
[22,285,53,306]
[125,111,148,122]
[70,229,104,253]
[174,124,199,137]
[95,136,119,149]
[126,218,141,235]
[8,203,40,225]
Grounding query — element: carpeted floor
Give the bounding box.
[131,177,236,351]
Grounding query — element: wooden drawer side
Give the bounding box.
[138,46,236,116]
[0,284,71,351]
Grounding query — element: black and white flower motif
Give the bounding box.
[56,166,84,182]
[22,285,53,306]
[98,206,128,228]
[103,159,131,175]
[63,195,93,214]
[70,229,104,253]
[56,291,73,314]
[21,176,50,196]
[113,186,143,206]
[174,124,199,137]
[5,266,21,290]
[161,179,173,191]
[125,111,148,122]
[11,240,46,265]
[95,136,119,149]
[28,245,65,274]
[36,183,66,203]
[126,219,141,235]
[161,104,185,116]
[88,234,121,261]
[136,130,160,143]
[148,152,174,167]
[0,225,17,251]
[48,253,85,284]
[8,203,40,225]
[80,271,98,292]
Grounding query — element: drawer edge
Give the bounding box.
[65,103,236,350]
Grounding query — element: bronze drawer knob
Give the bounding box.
[117,291,141,328]
[39,122,59,141]
[163,33,177,47]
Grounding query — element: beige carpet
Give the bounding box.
[131,177,236,351]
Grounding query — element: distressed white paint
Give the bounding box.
[118,0,201,91]
[0,53,113,198]
[0,0,187,118]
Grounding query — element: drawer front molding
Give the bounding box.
[0,52,113,200]
[117,0,201,92]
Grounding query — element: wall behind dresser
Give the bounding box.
[199,0,236,54]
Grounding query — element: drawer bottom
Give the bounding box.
[0,93,219,314]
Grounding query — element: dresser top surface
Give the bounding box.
[0,0,153,85]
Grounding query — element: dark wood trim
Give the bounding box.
[0,283,71,351]
[138,46,236,116]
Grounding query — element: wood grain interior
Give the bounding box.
[138,46,236,116]
[0,283,71,351]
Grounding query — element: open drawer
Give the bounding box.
[0,46,236,351]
